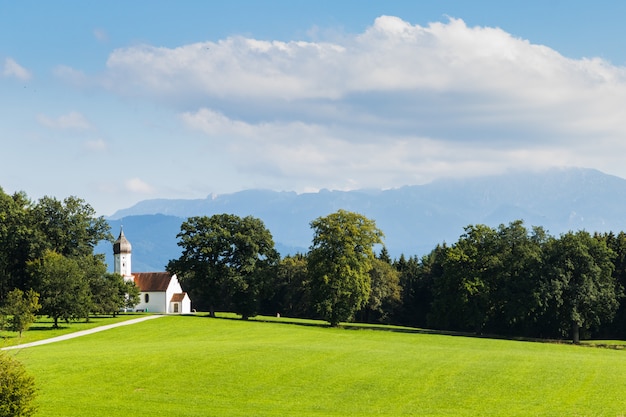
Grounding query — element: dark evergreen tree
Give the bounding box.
[378,246,392,264]
[395,252,437,327]
[410,248,444,328]
[269,254,312,318]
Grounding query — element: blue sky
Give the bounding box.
[3,1,626,216]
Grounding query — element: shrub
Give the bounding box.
[0,353,37,417]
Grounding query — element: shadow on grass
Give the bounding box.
[190,312,623,348]
[11,313,149,333]
[192,312,474,337]
[28,325,70,331]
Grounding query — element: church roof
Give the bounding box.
[170,293,188,302]
[113,229,132,254]
[133,272,172,292]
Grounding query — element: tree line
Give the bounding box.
[168,214,625,343]
[0,188,139,333]
[2,185,625,343]
[396,221,624,343]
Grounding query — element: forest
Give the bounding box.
[166,212,625,344]
[0,188,139,332]
[279,224,622,342]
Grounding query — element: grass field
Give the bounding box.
[8,314,626,416]
[0,314,148,348]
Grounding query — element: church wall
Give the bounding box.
[181,294,191,314]
[134,291,167,313]
[166,275,183,294]
[169,294,192,314]
[165,275,185,314]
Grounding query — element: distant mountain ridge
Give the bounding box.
[96,168,626,272]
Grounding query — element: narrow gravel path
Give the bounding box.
[1,315,163,351]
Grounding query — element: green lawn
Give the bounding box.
[9,314,626,416]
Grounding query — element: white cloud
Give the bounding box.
[73,16,626,191]
[104,38,346,100]
[180,108,575,192]
[99,16,626,141]
[181,108,255,136]
[101,16,626,101]
[2,57,31,80]
[125,178,155,194]
[37,111,93,130]
[53,65,89,87]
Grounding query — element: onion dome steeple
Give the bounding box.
[113,228,132,255]
[113,227,132,279]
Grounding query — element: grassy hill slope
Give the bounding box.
[13,315,626,416]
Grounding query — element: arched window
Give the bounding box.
[145,294,149,303]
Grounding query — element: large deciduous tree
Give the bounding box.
[28,251,90,327]
[541,231,620,343]
[78,254,139,317]
[361,257,401,323]
[168,214,279,318]
[89,266,140,316]
[0,189,36,298]
[0,191,112,300]
[31,195,111,259]
[307,210,383,326]
[488,221,546,336]
[78,254,108,318]
[429,224,499,333]
[428,221,547,336]
[597,231,626,338]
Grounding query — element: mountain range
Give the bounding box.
[95,168,626,272]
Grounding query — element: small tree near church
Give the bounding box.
[1,288,41,337]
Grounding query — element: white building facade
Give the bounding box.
[113,229,192,314]
[131,272,192,314]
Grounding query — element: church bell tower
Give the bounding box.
[113,228,133,280]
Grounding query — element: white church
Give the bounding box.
[113,229,192,314]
